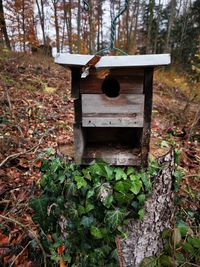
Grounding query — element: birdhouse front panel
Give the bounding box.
[55,54,170,166]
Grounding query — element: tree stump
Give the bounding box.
[122,151,175,267]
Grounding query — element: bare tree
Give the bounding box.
[36,0,46,45]
[164,0,176,52]
[0,0,11,49]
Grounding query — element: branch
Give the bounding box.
[0,127,55,168]
[0,214,47,267]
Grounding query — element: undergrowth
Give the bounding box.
[29,148,200,267]
[29,149,156,266]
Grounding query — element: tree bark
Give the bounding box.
[164,0,176,53]
[36,0,46,45]
[122,151,175,267]
[52,0,60,53]
[0,0,11,50]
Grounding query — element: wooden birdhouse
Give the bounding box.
[55,54,170,165]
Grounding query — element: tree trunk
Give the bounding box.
[146,0,155,53]
[0,0,11,50]
[164,0,176,53]
[52,0,60,53]
[122,151,175,267]
[36,0,46,45]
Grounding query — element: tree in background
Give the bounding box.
[0,0,199,72]
[0,0,11,49]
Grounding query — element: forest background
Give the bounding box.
[0,0,200,67]
[0,0,200,266]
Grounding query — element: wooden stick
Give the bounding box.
[0,214,47,267]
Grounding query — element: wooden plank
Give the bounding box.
[95,54,171,68]
[55,53,94,66]
[82,94,144,114]
[71,67,81,98]
[55,53,170,68]
[82,116,143,127]
[73,123,85,164]
[74,98,82,123]
[141,67,154,165]
[80,73,143,94]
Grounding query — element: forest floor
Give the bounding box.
[0,51,199,266]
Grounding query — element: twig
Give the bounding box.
[10,240,32,267]
[0,143,40,168]
[180,262,200,267]
[0,127,54,168]
[0,214,47,267]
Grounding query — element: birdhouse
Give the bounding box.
[55,54,170,165]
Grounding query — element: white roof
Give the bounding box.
[55,53,170,68]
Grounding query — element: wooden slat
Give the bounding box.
[141,67,154,165]
[80,69,144,94]
[73,123,85,164]
[82,117,143,127]
[71,67,81,98]
[82,94,144,114]
[82,94,144,127]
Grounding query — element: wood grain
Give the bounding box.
[80,69,144,94]
[82,94,144,127]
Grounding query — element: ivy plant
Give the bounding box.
[29,156,155,266]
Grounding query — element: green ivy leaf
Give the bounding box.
[90,226,103,239]
[78,205,85,215]
[182,242,194,254]
[114,168,127,180]
[74,176,87,189]
[177,221,189,237]
[172,228,182,246]
[82,168,92,180]
[104,165,114,181]
[137,194,146,204]
[175,252,185,263]
[50,158,61,173]
[85,202,95,213]
[127,166,134,175]
[114,192,134,204]
[80,216,94,228]
[65,181,77,197]
[104,208,126,229]
[174,169,183,192]
[114,181,131,194]
[86,189,95,199]
[130,174,142,195]
[159,255,177,267]
[140,172,152,192]
[29,195,49,230]
[160,140,169,148]
[58,175,65,183]
[103,195,113,208]
[138,208,144,220]
[187,236,200,248]
[89,163,106,177]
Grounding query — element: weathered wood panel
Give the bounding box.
[73,123,85,164]
[141,67,154,165]
[82,117,143,127]
[80,69,144,94]
[71,67,81,98]
[82,94,144,127]
[82,94,144,113]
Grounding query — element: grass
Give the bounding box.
[154,67,200,102]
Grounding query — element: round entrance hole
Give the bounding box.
[102,77,120,98]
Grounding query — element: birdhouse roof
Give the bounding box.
[55,53,170,68]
